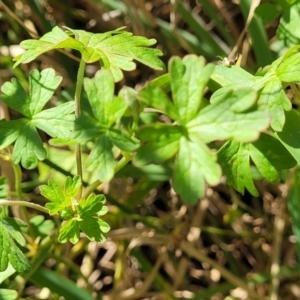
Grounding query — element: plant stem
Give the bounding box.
[0,199,49,214]
[74,58,86,200]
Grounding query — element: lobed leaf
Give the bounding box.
[0,69,72,169]
[58,219,80,244]
[58,194,110,244]
[258,77,291,131]
[13,27,82,68]
[275,110,300,164]
[170,55,215,124]
[134,124,182,166]
[187,88,270,143]
[86,134,116,182]
[218,141,258,196]
[173,135,221,204]
[12,123,46,169]
[40,176,81,215]
[69,28,165,81]
[0,218,31,273]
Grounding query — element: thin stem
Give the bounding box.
[12,163,22,200]
[0,199,49,214]
[74,58,86,200]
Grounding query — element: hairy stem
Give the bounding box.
[0,199,49,214]
[74,58,86,200]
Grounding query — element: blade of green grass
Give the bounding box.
[240,0,274,67]
[30,267,96,300]
[176,1,226,57]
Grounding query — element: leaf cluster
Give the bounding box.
[40,176,110,244]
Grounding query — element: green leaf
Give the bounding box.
[258,76,291,131]
[138,83,179,120]
[108,128,140,151]
[58,195,110,244]
[210,64,255,89]
[134,124,182,166]
[173,135,221,204]
[78,195,110,242]
[67,27,164,81]
[0,119,22,150]
[1,218,28,246]
[40,176,81,215]
[58,219,80,244]
[84,70,115,125]
[87,134,116,182]
[188,88,270,143]
[14,26,164,82]
[252,133,296,170]
[73,115,106,142]
[0,289,18,300]
[170,55,215,124]
[218,133,294,196]
[276,52,300,82]
[0,218,31,273]
[0,69,73,169]
[119,86,142,117]
[12,122,46,169]
[13,26,83,68]
[275,110,300,164]
[33,102,75,138]
[1,69,62,118]
[218,141,258,196]
[277,3,300,47]
[29,216,55,238]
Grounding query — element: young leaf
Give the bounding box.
[58,195,110,244]
[58,219,80,244]
[67,27,165,81]
[0,218,31,273]
[78,195,110,242]
[13,26,83,68]
[40,176,81,215]
[14,26,164,82]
